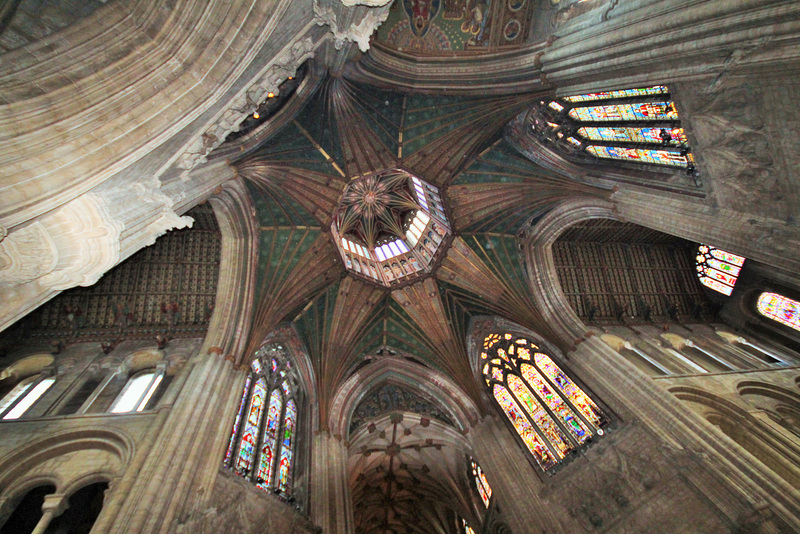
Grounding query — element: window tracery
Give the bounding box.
[696,244,745,296]
[528,85,695,171]
[224,344,300,496]
[481,333,607,471]
[757,293,800,332]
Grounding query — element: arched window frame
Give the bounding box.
[223,344,301,497]
[528,85,696,174]
[0,368,57,421]
[108,365,167,414]
[757,292,800,333]
[480,332,609,472]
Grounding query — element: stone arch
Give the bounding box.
[329,354,480,440]
[347,413,484,534]
[737,381,800,437]
[671,386,800,488]
[0,428,132,518]
[0,353,54,383]
[520,197,619,347]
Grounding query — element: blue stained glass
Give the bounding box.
[569,101,678,122]
[586,145,689,167]
[565,85,669,102]
[578,126,687,146]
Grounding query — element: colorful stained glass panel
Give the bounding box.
[585,145,688,167]
[519,365,591,445]
[507,374,572,456]
[697,245,744,295]
[533,353,605,429]
[565,86,669,103]
[757,293,800,332]
[236,378,267,471]
[256,389,283,489]
[494,384,557,470]
[578,126,687,146]
[569,101,678,122]
[224,375,252,465]
[277,399,297,493]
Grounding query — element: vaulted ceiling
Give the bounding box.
[234,75,610,421]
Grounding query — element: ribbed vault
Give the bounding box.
[233,74,609,433]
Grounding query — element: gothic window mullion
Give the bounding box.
[251,374,274,484]
[531,353,606,432]
[501,373,568,461]
[511,370,581,452]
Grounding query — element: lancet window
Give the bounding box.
[481,333,608,471]
[696,244,745,296]
[224,344,300,496]
[530,85,695,171]
[757,293,800,332]
[470,458,492,508]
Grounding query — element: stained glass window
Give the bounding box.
[564,85,669,103]
[224,344,301,497]
[482,334,607,471]
[530,85,694,171]
[757,293,800,332]
[462,518,477,534]
[585,146,689,167]
[696,244,745,296]
[470,458,492,508]
[568,101,678,122]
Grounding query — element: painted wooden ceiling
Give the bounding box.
[234,76,608,423]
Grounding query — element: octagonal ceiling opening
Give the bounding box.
[331,168,451,287]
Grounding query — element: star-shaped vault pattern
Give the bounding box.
[233,76,610,430]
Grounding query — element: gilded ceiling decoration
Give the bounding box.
[374,0,535,53]
[234,75,609,422]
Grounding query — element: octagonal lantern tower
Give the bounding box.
[331,168,451,287]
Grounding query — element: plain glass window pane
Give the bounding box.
[0,378,36,415]
[375,247,386,261]
[111,373,155,413]
[136,374,164,412]
[3,378,55,420]
[389,242,401,256]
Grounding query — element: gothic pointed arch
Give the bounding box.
[328,352,480,439]
[468,317,610,472]
[223,338,308,498]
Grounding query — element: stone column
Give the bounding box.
[31,493,68,534]
[470,415,564,534]
[311,431,354,534]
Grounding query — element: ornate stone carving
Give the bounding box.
[313,0,391,53]
[176,37,318,179]
[0,221,58,286]
[0,194,123,290]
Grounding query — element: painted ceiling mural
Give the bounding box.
[233,76,609,422]
[374,0,535,52]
